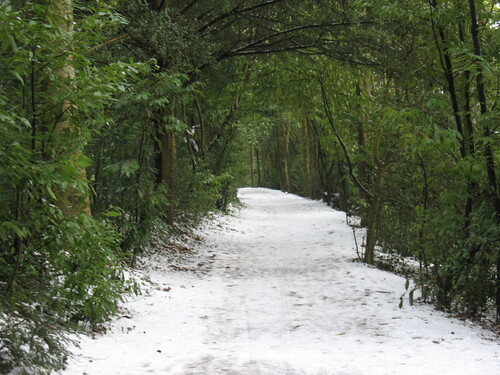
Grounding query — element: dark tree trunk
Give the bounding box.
[468,0,500,322]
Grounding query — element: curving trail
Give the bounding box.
[59,188,499,375]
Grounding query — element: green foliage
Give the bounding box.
[0,212,132,372]
[234,0,500,321]
[0,309,72,375]
[0,2,137,372]
[1,1,499,372]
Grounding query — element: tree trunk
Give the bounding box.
[161,130,176,225]
[273,125,284,190]
[356,73,371,225]
[255,146,261,186]
[364,129,386,265]
[429,0,481,304]
[356,73,370,201]
[282,116,291,192]
[468,0,499,215]
[151,0,169,11]
[337,159,349,212]
[250,145,254,187]
[154,107,177,226]
[261,145,267,186]
[195,98,206,160]
[135,122,148,222]
[467,0,500,322]
[364,161,386,264]
[302,116,312,198]
[91,135,105,213]
[52,0,91,216]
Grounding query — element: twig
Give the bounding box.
[90,33,129,51]
[352,225,363,261]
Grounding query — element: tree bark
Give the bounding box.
[52,0,91,216]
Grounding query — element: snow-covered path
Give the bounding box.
[59,188,499,375]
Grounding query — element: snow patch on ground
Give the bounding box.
[58,188,499,375]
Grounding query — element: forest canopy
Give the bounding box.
[0,0,499,373]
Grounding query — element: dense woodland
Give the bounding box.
[0,0,498,373]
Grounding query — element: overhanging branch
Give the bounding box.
[198,0,286,33]
[319,78,373,199]
[90,33,129,51]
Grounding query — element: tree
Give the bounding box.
[51,0,92,216]
[0,2,136,372]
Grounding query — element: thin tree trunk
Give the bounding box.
[363,130,386,265]
[250,145,254,187]
[282,116,291,192]
[274,125,283,190]
[135,123,148,222]
[468,0,499,215]
[7,192,23,294]
[457,19,478,227]
[154,107,177,226]
[91,135,105,213]
[356,73,370,202]
[302,116,312,198]
[467,0,500,322]
[417,155,430,279]
[260,145,267,186]
[255,146,261,186]
[430,0,467,159]
[161,130,176,225]
[195,98,206,159]
[319,79,372,200]
[429,0,483,304]
[337,158,349,212]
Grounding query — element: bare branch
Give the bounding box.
[198,0,286,33]
[230,21,375,56]
[90,33,129,51]
[178,0,201,15]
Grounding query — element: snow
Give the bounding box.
[58,188,499,375]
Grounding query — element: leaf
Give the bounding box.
[102,206,123,217]
[103,210,122,218]
[120,159,139,178]
[46,185,57,200]
[422,286,430,300]
[0,226,7,242]
[2,221,27,239]
[1,29,17,52]
[11,71,24,86]
[7,33,17,50]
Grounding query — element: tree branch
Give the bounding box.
[90,33,129,51]
[198,0,286,33]
[178,0,201,15]
[229,21,375,56]
[319,78,373,199]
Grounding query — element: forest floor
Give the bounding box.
[58,188,499,375]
